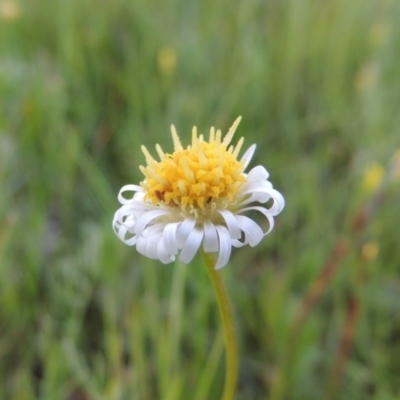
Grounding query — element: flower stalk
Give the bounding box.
[203,251,238,400]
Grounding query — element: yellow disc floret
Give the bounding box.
[140,117,247,215]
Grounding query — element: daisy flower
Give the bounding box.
[112,117,284,269]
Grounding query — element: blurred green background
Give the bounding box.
[1,0,400,399]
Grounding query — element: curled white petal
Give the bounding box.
[246,165,269,181]
[267,189,285,214]
[238,205,275,235]
[179,227,204,263]
[142,222,166,238]
[203,221,219,252]
[176,218,196,248]
[232,215,264,247]
[136,231,161,259]
[157,239,175,264]
[217,209,241,239]
[116,221,137,245]
[238,183,274,199]
[215,226,232,269]
[162,222,180,256]
[241,187,284,214]
[112,212,120,234]
[134,209,171,236]
[118,184,143,204]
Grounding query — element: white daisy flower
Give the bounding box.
[112,117,284,269]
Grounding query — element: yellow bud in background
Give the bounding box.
[157,47,177,75]
[362,162,384,194]
[361,241,379,262]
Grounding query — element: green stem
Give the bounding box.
[202,251,238,400]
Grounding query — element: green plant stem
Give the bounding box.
[202,251,238,400]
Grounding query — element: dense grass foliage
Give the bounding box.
[1,0,400,399]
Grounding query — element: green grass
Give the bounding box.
[1,0,400,399]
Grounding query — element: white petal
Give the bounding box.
[119,234,137,246]
[112,212,120,234]
[116,221,138,245]
[203,221,219,252]
[114,210,138,244]
[118,213,135,228]
[237,186,282,209]
[114,204,137,223]
[133,191,146,200]
[125,198,152,211]
[157,239,175,264]
[243,188,284,214]
[176,218,196,248]
[243,179,273,191]
[238,205,275,235]
[134,209,170,235]
[217,210,241,239]
[239,183,273,198]
[118,222,136,238]
[240,144,256,170]
[162,222,180,255]
[118,184,143,204]
[179,227,204,263]
[136,232,161,259]
[215,226,232,269]
[142,222,166,237]
[246,165,269,181]
[267,189,285,214]
[233,215,264,247]
[239,194,270,209]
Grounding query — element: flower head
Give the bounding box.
[112,117,284,269]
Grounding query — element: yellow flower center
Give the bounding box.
[139,117,247,216]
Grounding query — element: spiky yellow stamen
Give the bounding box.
[222,116,242,147]
[140,118,246,215]
[171,124,183,151]
[155,144,165,160]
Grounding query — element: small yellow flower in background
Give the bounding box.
[361,240,379,262]
[113,117,285,269]
[0,0,20,20]
[362,162,384,194]
[157,47,177,75]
